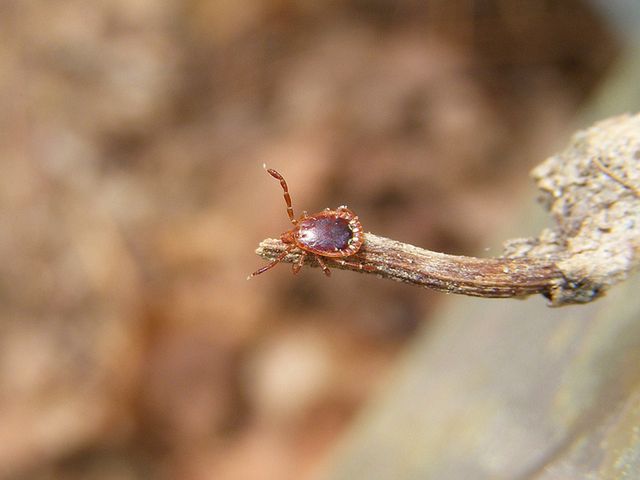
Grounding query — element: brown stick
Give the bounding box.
[255,233,563,299]
[254,115,640,306]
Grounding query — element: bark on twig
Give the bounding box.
[254,114,640,306]
[256,235,564,299]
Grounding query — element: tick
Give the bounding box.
[249,166,374,278]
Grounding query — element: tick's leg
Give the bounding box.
[296,211,308,223]
[292,251,306,275]
[315,255,332,277]
[265,166,296,224]
[332,258,376,272]
[337,205,358,217]
[248,245,294,279]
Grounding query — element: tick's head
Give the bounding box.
[280,229,296,245]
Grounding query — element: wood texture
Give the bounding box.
[256,234,563,299]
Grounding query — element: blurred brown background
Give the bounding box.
[0,1,623,479]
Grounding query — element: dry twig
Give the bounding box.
[256,234,563,299]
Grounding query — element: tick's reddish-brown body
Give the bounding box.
[249,167,372,278]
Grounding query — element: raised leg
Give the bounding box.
[264,165,296,224]
[248,245,295,279]
[332,258,376,272]
[315,255,332,277]
[292,251,307,274]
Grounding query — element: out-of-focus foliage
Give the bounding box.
[0,1,618,478]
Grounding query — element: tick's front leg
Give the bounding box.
[248,245,295,279]
[292,251,307,275]
[315,255,332,277]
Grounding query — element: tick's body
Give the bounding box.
[287,209,363,257]
[249,167,372,278]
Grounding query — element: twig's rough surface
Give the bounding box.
[504,113,640,304]
[255,114,640,306]
[257,235,563,299]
